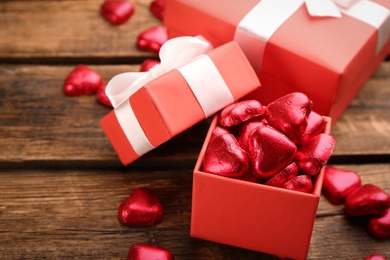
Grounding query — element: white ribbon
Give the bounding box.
[235,0,390,71]
[106,36,213,108]
[306,0,390,53]
[105,36,233,157]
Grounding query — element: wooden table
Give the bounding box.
[0,1,389,259]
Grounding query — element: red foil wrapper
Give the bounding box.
[280,175,313,194]
[265,92,312,144]
[118,187,163,226]
[367,209,390,239]
[264,162,299,188]
[137,26,168,53]
[96,82,113,107]
[294,133,336,176]
[322,166,361,205]
[219,100,264,127]
[150,0,165,20]
[203,127,250,178]
[345,184,390,217]
[63,64,102,96]
[100,0,134,25]
[249,125,297,179]
[128,243,173,260]
[140,59,160,72]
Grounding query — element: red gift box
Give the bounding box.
[191,114,332,260]
[164,0,390,122]
[101,37,260,165]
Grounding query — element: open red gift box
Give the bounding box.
[101,38,260,165]
[164,0,390,122]
[191,113,332,260]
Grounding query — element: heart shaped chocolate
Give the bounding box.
[63,64,102,96]
[345,184,390,216]
[150,0,165,20]
[118,187,163,226]
[364,254,387,260]
[367,209,390,239]
[300,111,326,145]
[128,243,173,260]
[322,166,361,205]
[281,175,313,194]
[265,92,312,144]
[237,119,267,154]
[264,162,299,188]
[140,59,160,72]
[295,133,336,176]
[101,0,134,25]
[137,26,168,54]
[219,100,265,127]
[249,125,297,179]
[96,82,112,107]
[203,126,250,178]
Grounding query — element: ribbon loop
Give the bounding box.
[106,36,213,108]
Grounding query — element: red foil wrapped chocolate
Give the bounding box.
[128,243,173,260]
[219,99,264,127]
[202,92,336,193]
[322,166,361,205]
[96,82,113,107]
[345,184,390,217]
[100,0,135,25]
[367,209,390,239]
[63,64,102,96]
[137,26,168,53]
[203,127,250,178]
[140,59,160,72]
[118,187,163,226]
[150,0,165,20]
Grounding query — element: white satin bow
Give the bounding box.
[106,35,213,108]
[306,0,365,18]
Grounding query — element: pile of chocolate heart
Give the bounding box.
[323,166,390,240]
[203,92,336,194]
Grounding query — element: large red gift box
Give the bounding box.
[101,38,260,165]
[164,0,390,122]
[191,114,332,260]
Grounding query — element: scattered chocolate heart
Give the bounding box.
[265,92,312,144]
[294,133,336,176]
[128,243,173,260]
[264,162,299,188]
[219,100,265,127]
[367,209,390,239]
[118,187,163,226]
[249,125,297,179]
[101,0,135,25]
[150,0,165,20]
[322,166,361,205]
[96,82,112,107]
[364,254,387,260]
[140,59,160,72]
[345,184,390,217]
[203,126,250,178]
[280,175,313,194]
[137,25,168,53]
[63,64,102,96]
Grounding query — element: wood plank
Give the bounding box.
[1,62,390,167]
[0,0,160,62]
[0,164,389,259]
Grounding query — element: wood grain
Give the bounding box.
[0,164,389,260]
[0,0,159,62]
[1,0,390,259]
